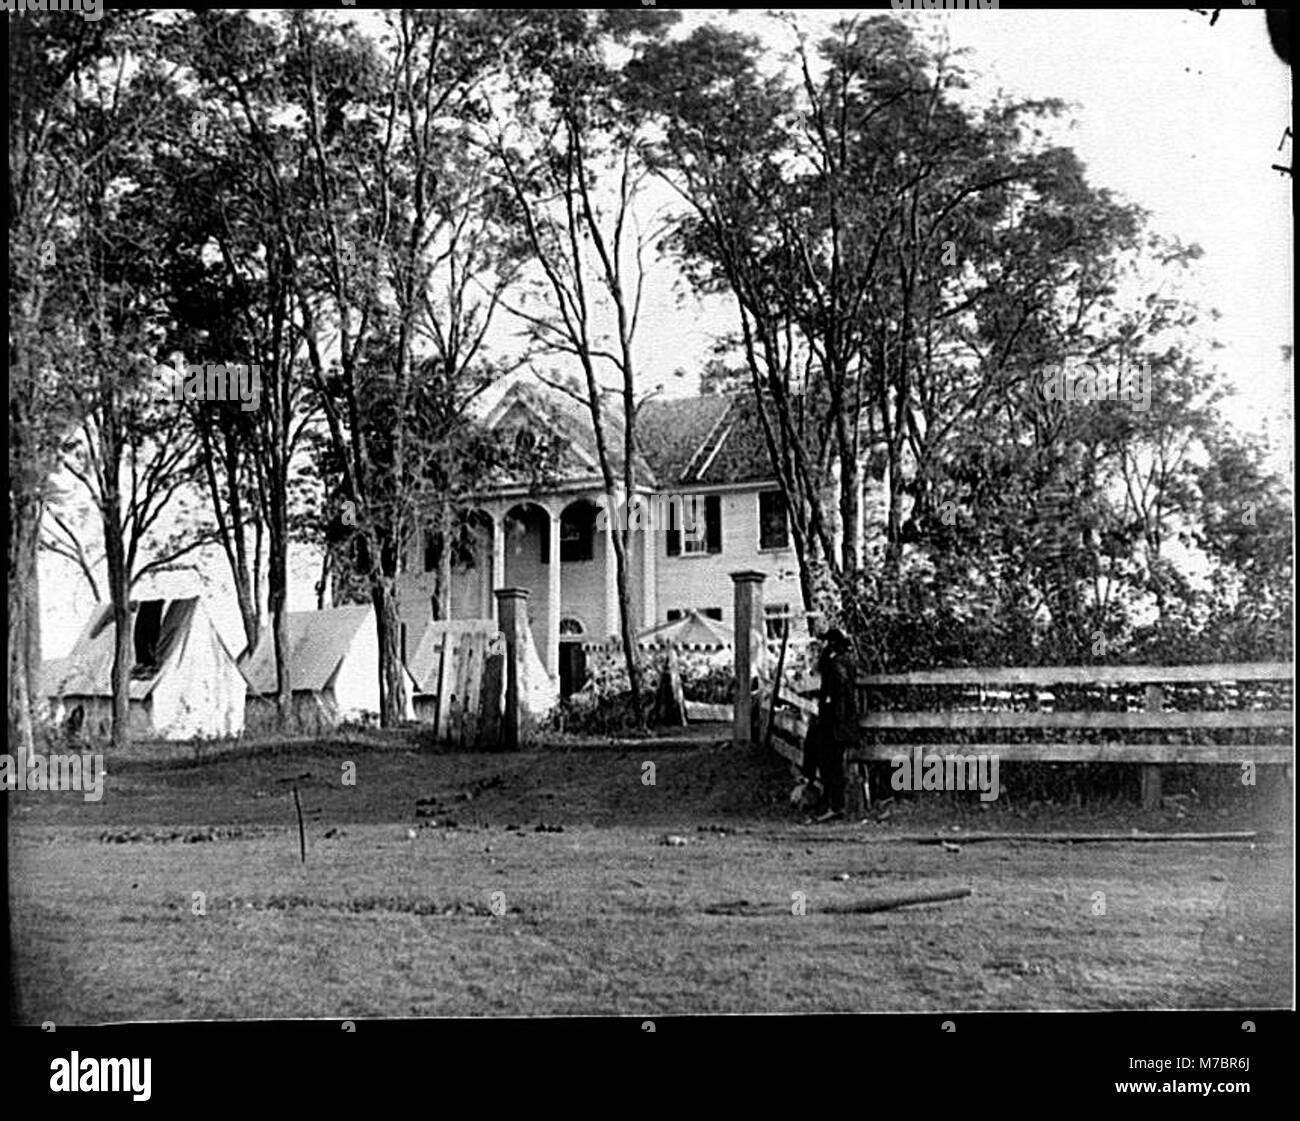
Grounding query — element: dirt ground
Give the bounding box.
[7,733,1293,1021]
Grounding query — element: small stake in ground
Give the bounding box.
[292,786,307,864]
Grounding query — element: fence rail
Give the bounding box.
[766,662,1294,807]
[856,661,1294,687]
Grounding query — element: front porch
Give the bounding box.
[397,487,657,689]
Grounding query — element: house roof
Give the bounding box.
[487,380,655,485]
[636,395,733,484]
[239,606,373,696]
[48,597,216,701]
[40,657,69,697]
[672,392,775,486]
[485,380,775,491]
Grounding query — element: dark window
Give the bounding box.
[759,490,790,550]
[705,495,722,554]
[667,494,722,556]
[666,609,683,622]
[560,504,596,562]
[132,600,164,671]
[702,607,723,622]
[513,428,536,459]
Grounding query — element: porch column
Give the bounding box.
[640,495,657,628]
[604,500,619,640]
[491,510,506,623]
[547,509,561,678]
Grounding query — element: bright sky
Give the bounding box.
[38,7,1292,660]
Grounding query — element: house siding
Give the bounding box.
[652,485,803,632]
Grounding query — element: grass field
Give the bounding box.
[8,735,1293,1021]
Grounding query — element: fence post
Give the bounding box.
[494,587,529,751]
[1141,683,1164,810]
[731,570,766,747]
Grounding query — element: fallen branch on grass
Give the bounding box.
[704,887,973,917]
[893,831,1258,845]
[820,887,973,914]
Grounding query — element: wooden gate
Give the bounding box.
[408,621,505,748]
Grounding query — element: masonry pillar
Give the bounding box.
[494,587,528,751]
[547,510,562,678]
[731,570,767,747]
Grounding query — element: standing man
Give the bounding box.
[814,628,858,822]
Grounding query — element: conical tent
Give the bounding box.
[634,609,772,674]
[46,597,249,740]
[637,610,736,650]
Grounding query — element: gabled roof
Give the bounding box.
[486,380,655,485]
[669,392,775,486]
[486,380,776,491]
[41,657,69,697]
[239,606,373,696]
[48,597,223,700]
[636,395,733,484]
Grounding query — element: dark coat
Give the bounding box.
[817,645,859,744]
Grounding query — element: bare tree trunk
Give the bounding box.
[608,501,644,721]
[840,453,863,575]
[27,559,43,722]
[316,548,333,611]
[7,487,42,754]
[884,441,907,578]
[225,431,260,653]
[103,489,132,751]
[372,573,407,725]
[268,524,291,729]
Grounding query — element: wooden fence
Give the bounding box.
[766,661,1294,808]
[409,620,505,749]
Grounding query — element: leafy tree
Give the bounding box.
[489,9,680,723]
[291,9,526,724]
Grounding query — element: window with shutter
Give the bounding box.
[758,490,789,550]
[705,494,722,554]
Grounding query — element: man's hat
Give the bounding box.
[822,627,850,649]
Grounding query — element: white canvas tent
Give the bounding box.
[45,597,248,741]
[240,606,416,731]
[633,610,773,673]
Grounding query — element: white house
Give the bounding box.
[45,597,248,741]
[397,381,841,696]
